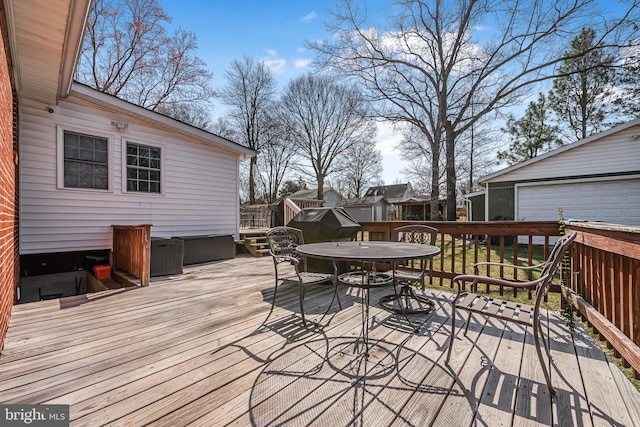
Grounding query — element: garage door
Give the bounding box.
[517,179,640,226]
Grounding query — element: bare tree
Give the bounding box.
[77,0,215,123]
[256,112,296,203]
[310,0,640,220]
[220,56,278,204]
[170,104,214,131]
[396,123,444,218]
[332,139,383,198]
[456,120,499,193]
[280,73,377,200]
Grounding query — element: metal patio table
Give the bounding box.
[296,241,440,355]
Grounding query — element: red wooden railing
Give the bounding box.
[357,220,640,377]
[564,222,640,378]
[356,220,560,291]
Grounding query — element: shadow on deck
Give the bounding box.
[1,256,639,426]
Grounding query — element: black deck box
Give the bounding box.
[150,237,184,277]
[182,234,235,265]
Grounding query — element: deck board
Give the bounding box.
[1,255,639,426]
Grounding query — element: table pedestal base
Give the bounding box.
[379,284,435,315]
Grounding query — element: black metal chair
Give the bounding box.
[265,226,341,326]
[380,225,439,315]
[446,231,577,395]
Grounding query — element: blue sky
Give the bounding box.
[160,1,328,88]
[159,0,408,185]
[157,1,631,186]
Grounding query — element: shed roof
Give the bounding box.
[479,118,640,184]
[288,188,342,200]
[340,195,389,207]
[364,183,412,201]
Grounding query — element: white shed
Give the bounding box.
[478,119,640,226]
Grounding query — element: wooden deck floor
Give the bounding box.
[2,256,640,426]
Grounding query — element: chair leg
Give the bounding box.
[262,281,280,326]
[463,312,472,336]
[299,284,306,326]
[320,278,341,325]
[533,320,556,395]
[446,305,457,363]
[537,319,551,359]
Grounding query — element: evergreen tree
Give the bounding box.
[498,94,561,165]
[614,51,640,119]
[548,28,617,141]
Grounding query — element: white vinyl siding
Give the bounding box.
[19,99,241,254]
[491,127,640,182]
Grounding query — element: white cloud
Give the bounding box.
[301,12,317,23]
[262,49,286,74]
[375,122,407,184]
[294,58,312,69]
[263,58,286,74]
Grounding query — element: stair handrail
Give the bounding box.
[283,197,302,225]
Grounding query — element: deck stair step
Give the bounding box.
[239,229,270,257]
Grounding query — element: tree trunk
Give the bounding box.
[317,174,324,201]
[445,121,457,221]
[430,141,441,220]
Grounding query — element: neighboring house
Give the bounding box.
[0,0,254,348]
[339,196,389,222]
[288,188,344,207]
[471,118,640,226]
[396,195,446,221]
[464,190,486,221]
[364,183,414,220]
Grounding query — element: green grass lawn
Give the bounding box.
[423,237,558,308]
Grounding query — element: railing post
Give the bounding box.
[112,224,152,287]
[283,198,302,225]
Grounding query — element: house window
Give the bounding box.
[63,131,108,190]
[126,142,161,193]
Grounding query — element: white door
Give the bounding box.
[517,179,640,226]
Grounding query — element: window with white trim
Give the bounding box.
[63,130,109,190]
[126,142,161,193]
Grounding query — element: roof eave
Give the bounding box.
[69,83,255,158]
[58,0,93,99]
[478,118,640,184]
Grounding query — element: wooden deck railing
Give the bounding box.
[240,205,270,229]
[564,222,640,378]
[283,198,324,225]
[356,220,561,289]
[112,224,151,287]
[356,220,640,378]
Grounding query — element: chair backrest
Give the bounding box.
[393,225,438,245]
[536,231,577,301]
[266,226,305,263]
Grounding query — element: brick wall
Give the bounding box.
[0,3,19,352]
